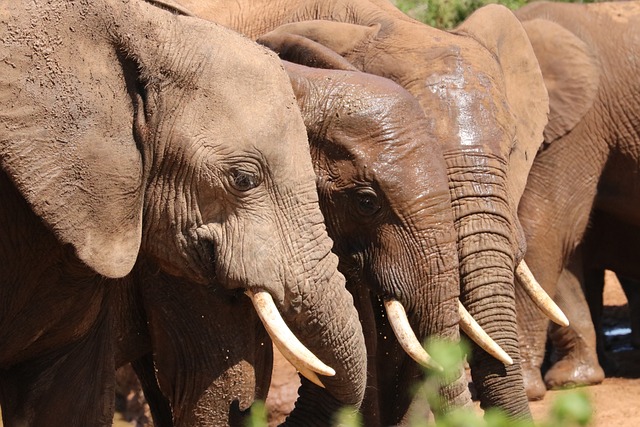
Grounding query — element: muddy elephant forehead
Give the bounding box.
[416,51,514,150]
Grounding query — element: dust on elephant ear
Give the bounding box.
[0,0,367,425]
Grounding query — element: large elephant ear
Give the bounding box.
[259,33,360,71]
[453,4,549,205]
[0,117,144,279]
[257,20,381,69]
[520,18,600,144]
[0,2,148,279]
[282,61,318,108]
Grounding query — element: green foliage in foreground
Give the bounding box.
[245,339,593,427]
[245,400,268,427]
[391,0,599,29]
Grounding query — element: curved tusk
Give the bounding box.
[384,299,443,371]
[516,260,569,327]
[458,301,514,366]
[246,290,335,388]
[296,366,325,389]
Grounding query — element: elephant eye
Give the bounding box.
[229,168,260,192]
[355,188,380,216]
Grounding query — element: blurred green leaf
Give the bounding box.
[425,338,470,378]
[245,400,268,427]
[546,390,592,427]
[333,406,364,427]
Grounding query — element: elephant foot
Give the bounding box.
[522,364,547,401]
[544,354,604,390]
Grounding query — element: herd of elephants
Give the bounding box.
[1,0,639,425]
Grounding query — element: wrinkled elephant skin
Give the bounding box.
[0,1,366,425]
[286,62,469,425]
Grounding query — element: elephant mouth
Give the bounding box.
[379,259,570,371]
[245,290,336,388]
[181,224,219,285]
[383,298,443,371]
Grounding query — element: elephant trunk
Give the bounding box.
[445,151,530,419]
[280,249,367,426]
[410,232,472,417]
[368,197,473,424]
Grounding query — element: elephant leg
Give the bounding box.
[544,264,604,390]
[0,312,116,427]
[131,354,173,427]
[264,345,299,426]
[515,115,606,399]
[619,275,640,349]
[516,249,566,401]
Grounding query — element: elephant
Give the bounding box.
[284,61,472,425]
[0,0,368,425]
[512,0,640,400]
[167,0,567,420]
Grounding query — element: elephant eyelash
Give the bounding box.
[228,167,261,192]
[354,187,382,216]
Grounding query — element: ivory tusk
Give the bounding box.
[296,366,326,389]
[516,260,570,327]
[246,290,335,388]
[458,301,514,366]
[384,298,443,371]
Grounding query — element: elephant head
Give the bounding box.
[284,61,469,424]
[0,0,366,424]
